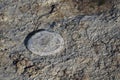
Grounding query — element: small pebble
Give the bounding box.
[27,30,64,56]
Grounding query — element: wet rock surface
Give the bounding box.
[0,0,120,80]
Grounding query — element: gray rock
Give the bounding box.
[0,0,120,80]
[26,30,64,56]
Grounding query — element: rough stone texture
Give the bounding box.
[0,0,120,80]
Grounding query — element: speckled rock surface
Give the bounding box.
[0,0,120,80]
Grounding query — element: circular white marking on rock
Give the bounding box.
[27,30,64,56]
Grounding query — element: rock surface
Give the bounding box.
[26,30,64,56]
[0,0,120,80]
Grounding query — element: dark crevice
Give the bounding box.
[24,29,46,50]
[49,4,56,14]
